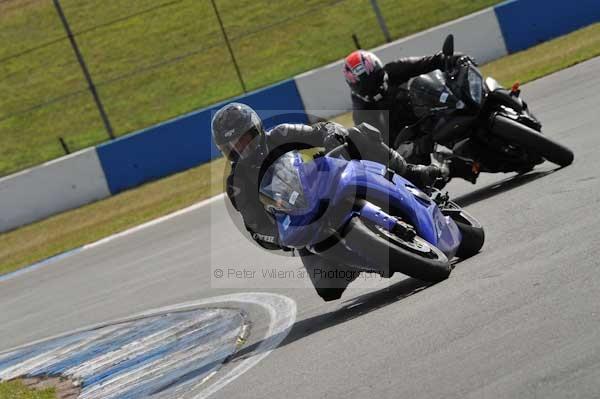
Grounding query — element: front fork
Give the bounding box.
[356,200,416,241]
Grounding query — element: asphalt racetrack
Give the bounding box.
[1,58,600,398]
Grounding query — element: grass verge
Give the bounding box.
[0,380,56,399]
[1,23,600,275]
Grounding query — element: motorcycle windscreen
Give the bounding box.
[408,70,462,118]
[259,151,310,213]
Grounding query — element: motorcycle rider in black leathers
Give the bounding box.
[211,103,441,301]
[343,49,480,183]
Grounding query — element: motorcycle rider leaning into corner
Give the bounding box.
[343,49,480,183]
[211,102,442,302]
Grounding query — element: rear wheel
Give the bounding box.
[343,217,451,282]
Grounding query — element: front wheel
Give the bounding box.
[343,217,451,282]
[490,114,574,167]
[455,221,485,259]
[442,202,485,258]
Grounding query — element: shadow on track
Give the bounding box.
[453,168,558,207]
[230,277,432,362]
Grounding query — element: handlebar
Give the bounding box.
[446,56,477,79]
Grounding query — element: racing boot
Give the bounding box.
[386,147,443,192]
[446,156,480,184]
[404,163,444,192]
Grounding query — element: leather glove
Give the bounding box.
[322,123,349,152]
[445,53,477,70]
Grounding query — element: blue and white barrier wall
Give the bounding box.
[0,148,111,232]
[0,80,307,232]
[2,0,598,232]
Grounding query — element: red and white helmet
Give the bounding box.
[343,50,388,102]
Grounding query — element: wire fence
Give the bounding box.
[1,0,364,121]
[0,0,501,176]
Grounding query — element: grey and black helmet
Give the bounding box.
[211,102,264,162]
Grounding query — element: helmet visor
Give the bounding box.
[218,126,261,161]
[357,69,387,101]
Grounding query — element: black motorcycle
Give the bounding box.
[398,35,574,183]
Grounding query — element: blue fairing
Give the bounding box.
[272,154,461,258]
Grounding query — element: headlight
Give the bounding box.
[468,67,483,104]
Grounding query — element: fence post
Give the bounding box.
[53,0,115,139]
[58,137,71,154]
[210,0,247,93]
[352,33,362,49]
[369,0,392,43]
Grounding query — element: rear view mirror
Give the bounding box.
[443,34,454,56]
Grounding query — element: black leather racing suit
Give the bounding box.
[351,53,446,163]
[226,122,407,250]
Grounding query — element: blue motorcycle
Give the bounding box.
[259,145,484,282]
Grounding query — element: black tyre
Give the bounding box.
[491,114,574,167]
[455,221,485,258]
[442,202,485,258]
[343,217,451,282]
